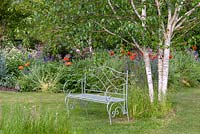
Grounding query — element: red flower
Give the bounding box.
[149,53,152,57]
[192,45,197,51]
[153,55,158,60]
[109,51,114,56]
[150,55,157,60]
[63,57,70,61]
[129,55,136,61]
[132,53,137,56]
[127,51,132,56]
[169,55,173,59]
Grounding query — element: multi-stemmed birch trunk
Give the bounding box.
[127,0,200,102]
[101,0,200,102]
[156,1,200,101]
[125,0,200,102]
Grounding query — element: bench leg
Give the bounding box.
[65,95,70,116]
[107,102,130,124]
[125,109,129,122]
[106,102,113,125]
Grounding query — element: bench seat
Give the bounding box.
[67,93,125,104]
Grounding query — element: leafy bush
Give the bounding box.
[0,50,16,87]
[169,51,200,88]
[0,47,36,87]
[0,50,7,80]
[4,47,33,77]
[63,50,127,93]
[18,61,67,92]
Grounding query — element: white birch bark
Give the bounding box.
[159,2,200,101]
[143,50,154,103]
[158,48,163,101]
[131,0,154,102]
[155,0,165,102]
[160,3,172,99]
[162,41,170,97]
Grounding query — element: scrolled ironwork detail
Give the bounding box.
[111,106,122,118]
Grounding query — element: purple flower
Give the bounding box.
[43,57,48,63]
[28,54,32,59]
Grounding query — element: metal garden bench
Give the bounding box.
[63,66,129,124]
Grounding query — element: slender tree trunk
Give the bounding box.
[160,34,171,100]
[143,50,154,103]
[162,47,170,96]
[158,48,163,101]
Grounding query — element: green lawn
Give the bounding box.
[149,88,200,134]
[0,88,200,134]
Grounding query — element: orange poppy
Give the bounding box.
[65,62,72,66]
[25,62,30,67]
[18,66,24,70]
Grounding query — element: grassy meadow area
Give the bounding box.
[0,87,200,134]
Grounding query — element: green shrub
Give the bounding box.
[0,50,7,85]
[0,50,16,87]
[18,61,67,92]
[63,50,127,93]
[4,47,33,78]
[169,51,200,88]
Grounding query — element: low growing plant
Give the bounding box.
[18,61,67,92]
[169,51,200,88]
[0,50,16,87]
[128,82,171,119]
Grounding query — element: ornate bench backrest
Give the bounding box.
[83,66,128,99]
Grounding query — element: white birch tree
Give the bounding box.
[155,1,200,101]
[104,0,200,102]
[83,0,200,102]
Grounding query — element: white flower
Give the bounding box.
[76,49,81,53]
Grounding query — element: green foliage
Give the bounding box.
[0,0,32,47]
[169,51,200,88]
[4,47,28,77]
[0,50,16,87]
[18,61,67,92]
[63,50,127,93]
[128,83,171,119]
[0,51,7,79]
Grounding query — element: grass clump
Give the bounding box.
[128,85,171,119]
[0,104,70,134]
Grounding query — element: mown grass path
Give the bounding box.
[0,88,200,134]
[149,88,200,134]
